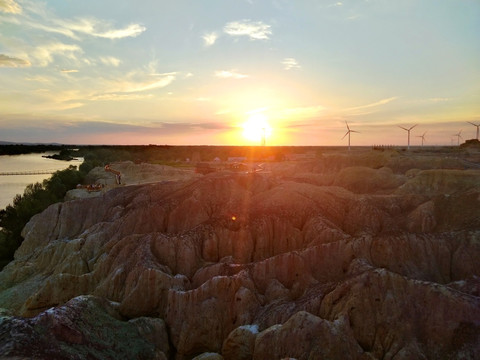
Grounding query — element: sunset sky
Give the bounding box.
[1,0,479,146]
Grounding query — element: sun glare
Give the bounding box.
[242,113,272,143]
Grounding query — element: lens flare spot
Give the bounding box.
[231,216,237,221]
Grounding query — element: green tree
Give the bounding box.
[0,166,86,269]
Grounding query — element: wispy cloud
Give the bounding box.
[0,0,21,14]
[121,75,176,93]
[32,42,83,67]
[43,18,146,40]
[60,69,79,73]
[328,2,343,7]
[202,31,218,46]
[90,93,154,101]
[24,75,51,83]
[19,88,86,111]
[92,66,177,101]
[345,97,398,112]
[7,2,146,40]
[282,58,301,70]
[426,97,450,103]
[223,20,272,40]
[0,116,235,144]
[95,23,146,39]
[100,56,121,67]
[215,70,249,79]
[0,54,30,67]
[347,14,361,21]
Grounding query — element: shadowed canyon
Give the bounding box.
[1,148,479,359]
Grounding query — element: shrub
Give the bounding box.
[0,166,85,269]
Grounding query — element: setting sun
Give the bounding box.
[242,113,272,144]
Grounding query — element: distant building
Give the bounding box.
[228,156,247,162]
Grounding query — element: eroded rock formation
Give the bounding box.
[0,152,479,359]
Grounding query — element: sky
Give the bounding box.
[0,0,479,146]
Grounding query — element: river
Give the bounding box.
[0,153,83,210]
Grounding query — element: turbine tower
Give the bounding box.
[467,121,480,140]
[416,131,427,147]
[342,121,359,151]
[453,130,463,146]
[398,124,417,150]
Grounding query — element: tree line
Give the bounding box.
[0,144,70,156]
[0,166,84,269]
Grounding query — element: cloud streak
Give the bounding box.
[32,42,83,67]
[91,68,177,101]
[121,75,176,93]
[0,54,30,67]
[0,116,234,142]
[215,70,249,79]
[0,0,21,14]
[223,20,272,40]
[43,18,146,40]
[282,58,301,70]
[7,2,146,40]
[95,23,146,39]
[89,93,154,102]
[100,56,121,67]
[345,97,398,112]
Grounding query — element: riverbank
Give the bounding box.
[0,153,83,210]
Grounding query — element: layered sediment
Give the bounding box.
[0,152,479,359]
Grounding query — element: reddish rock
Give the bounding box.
[0,157,479,359]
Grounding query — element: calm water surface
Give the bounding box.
[0,153,83,210]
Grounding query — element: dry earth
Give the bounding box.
[0,149,479,359]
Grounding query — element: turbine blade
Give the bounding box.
[345,121,350,131]
[409,124,418,130]
[342,131,349,139]
[398,126,408,131]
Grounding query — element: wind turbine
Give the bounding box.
[416,131,427,147]
[398,124,417,150]
[342,121,359,151]
[453,130,463,146]
[467,121,480,140]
